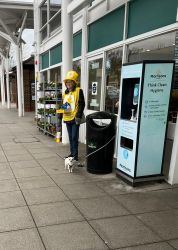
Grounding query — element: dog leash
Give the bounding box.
[56,135,116,167]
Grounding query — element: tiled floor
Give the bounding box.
[0,106,178,249]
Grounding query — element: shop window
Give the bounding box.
[105,47,123,114]
[50,67,61,84]
[49,0,61,19]
[128,31,178,122]
[49,11,61,35]
[41,0,47,27]
[40,0,61,43]
[128,32,176,63]
[73,60,81,86]
[87,58,103,111]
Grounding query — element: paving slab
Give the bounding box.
[0,168,14,180]
[0,228,45,250]
[168,239,178,249]
[0,191,25,209]
[39,221,109,250]
[114,191,171,214]
[73,196,129,220]
[13,167,46,178]
[6,154,34,162]
[61,182,106,200]
[22,186,68,205]
[30,201,84,227]
[17,176,56,190]
[0,206,35,232]
[10,160,40,169]
[51,173,88,185]
[117,242,174,250]
[0,179,19,192]
[90,216,161,249]
[137,209,178,240]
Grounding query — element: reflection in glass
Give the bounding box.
[41,0,47,27]
[128,32,176,63]
[49,0,61,18]
[88,58,103,111]
[49,12,61,34]
[73,60,81,86]
[105,47,123,114]
[50,67,61,84]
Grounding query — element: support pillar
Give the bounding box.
[168,118,178,184]
[16,45,23,117]
[5,57,10,109]
[62,0,73,144]
[0,60,5,106]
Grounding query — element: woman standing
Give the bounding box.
[62,70,85,162]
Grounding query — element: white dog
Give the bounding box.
[64,157,74,173]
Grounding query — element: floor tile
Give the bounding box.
[0,228,45,250]
[153,188,178,208]
[51,173,88,185]
[42,165,67,175]
[17,176,56,189]
[114,191,171,214]
[90,216,160,249]
[10,160,40,169]
[0,168,14,180]
[32,152,58,160]
[73,196,129,220]
[137,209,178,240]
[22,186,68,205]
[30,201,84,226]
[0,191,25,209]
[0,179,19,192]
[118,242,174,249]
[4,149,29,156]
[61,182,106,200]
[13,167,46,178]
[168,239,178,249]
[0,206,35,232]
[6,154,34,162]
[39,221,108,250]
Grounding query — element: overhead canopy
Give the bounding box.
[0,0,34,56]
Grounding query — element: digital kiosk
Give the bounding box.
[116,61,175,185]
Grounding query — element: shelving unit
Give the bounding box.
[37,81,62,137]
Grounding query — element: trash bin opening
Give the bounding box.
[89,118,112,129]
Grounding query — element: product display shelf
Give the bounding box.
[37,82,62,137]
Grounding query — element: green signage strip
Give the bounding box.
[50,43,62,66]
[136,63,174,176]
[40,52,49,70]
[88,6,125,52]
[73,31,82,58]
[128,0,177,38]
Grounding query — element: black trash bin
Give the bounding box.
[86,112,116,174]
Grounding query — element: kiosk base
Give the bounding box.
[116,170,165,187]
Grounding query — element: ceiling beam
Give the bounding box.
[0,17,17,44]
[67,0,93,15]
[17,11,27,44]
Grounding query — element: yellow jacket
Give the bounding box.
[63,87,80,122]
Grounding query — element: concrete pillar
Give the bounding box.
[61,0,73,144]
[16,45,23,117]
[168,117,178,184]
[0,60,5,106]
[20,45,24,116]
[5,58,10,109]
[79,7,88,144]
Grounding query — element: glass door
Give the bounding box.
[87,55,103,111]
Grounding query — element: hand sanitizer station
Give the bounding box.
[116,61,174,185]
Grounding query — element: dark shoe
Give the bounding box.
[64,154,73,159]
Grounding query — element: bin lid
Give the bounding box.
[86,111,116,120]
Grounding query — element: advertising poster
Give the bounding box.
[136,63,174,177]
